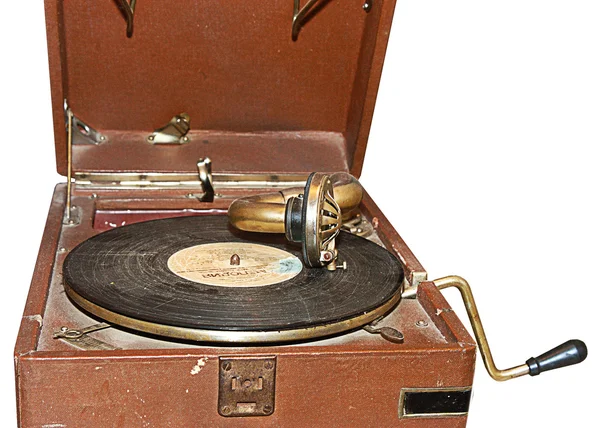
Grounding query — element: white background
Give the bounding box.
[1,1,598,427]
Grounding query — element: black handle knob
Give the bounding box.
[526,339,588,376]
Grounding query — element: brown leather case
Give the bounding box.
[15,1,476,426]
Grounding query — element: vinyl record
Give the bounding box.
[63,216,404,342]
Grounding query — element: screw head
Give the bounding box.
[222,361,232,371]
[415,320,429,328]
[264,360,274,370]
[263,404,273,414]
[221,406,231,415]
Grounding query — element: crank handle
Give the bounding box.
[526,339,587,376]
[402,276,587,381]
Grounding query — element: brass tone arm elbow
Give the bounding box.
[227,193,288,234]
[227,172,363,234]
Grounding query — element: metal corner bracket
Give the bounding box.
[147,113,191,145]
[63,101,107,146]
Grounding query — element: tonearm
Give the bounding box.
[228,172,363,270]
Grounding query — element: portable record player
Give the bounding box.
[14,1,588,427]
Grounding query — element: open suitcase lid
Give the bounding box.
[45,0,397,177]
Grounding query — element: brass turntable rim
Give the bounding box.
[64,282,403,343]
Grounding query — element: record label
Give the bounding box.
[167,242,303,287]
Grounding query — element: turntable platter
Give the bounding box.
[63,216,404,342]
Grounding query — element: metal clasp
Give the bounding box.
[363,318,404,344]
[53,323,119,351]
[218,357,277,417]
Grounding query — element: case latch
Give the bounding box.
[218,357,276,417]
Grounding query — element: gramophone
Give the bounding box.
[10,1,593,426]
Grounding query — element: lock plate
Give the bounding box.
[218,357,276,417]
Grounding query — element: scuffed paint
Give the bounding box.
[190,357,208,375]
[25,314,43,326]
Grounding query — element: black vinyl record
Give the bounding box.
[63,216,404,333]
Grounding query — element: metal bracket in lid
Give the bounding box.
[115,0,374,40]
[292,0,372,40]
[63,101,107,146]
[115,0,137,38]
[147,113,191,145]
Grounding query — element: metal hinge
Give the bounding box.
[74,172,308,191]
